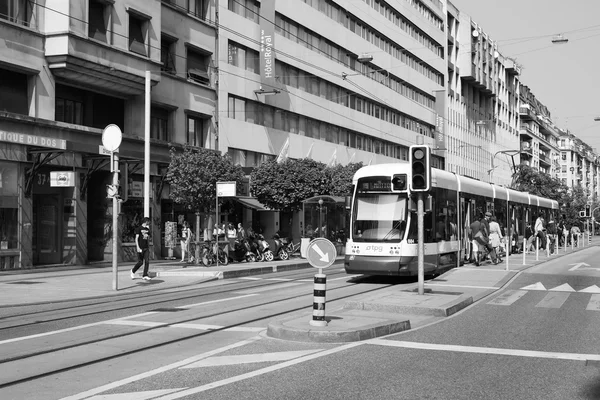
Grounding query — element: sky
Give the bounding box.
[450,0,600,151]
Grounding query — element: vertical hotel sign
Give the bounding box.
[259,0,276,88]
[434,90,446,152]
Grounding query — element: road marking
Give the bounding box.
[103,320,168,328]
[368,339,600,362]
[425,283,499,290]
[520,282,546,291]
[152,342,362,400]
[233,283,304,294]
[182,294,258,308]
[487,290,527,306]
[569,262,592,271]
[549,283,576,292]
[86,389,186,400]
[60,336,263,400]
[536,292,570,309]
[586,294,600,311]
[181,350,323,368]
[580,285,600,293]
[170,323,264,333]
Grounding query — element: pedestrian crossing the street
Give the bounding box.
[487,282,600,310]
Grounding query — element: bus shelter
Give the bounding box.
[302,195,348,256]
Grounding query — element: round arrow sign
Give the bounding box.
[306,238,337,269]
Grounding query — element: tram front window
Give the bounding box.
[352,194,407,242]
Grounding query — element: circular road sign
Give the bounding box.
[102,124,122,152]
[306,238,337,269]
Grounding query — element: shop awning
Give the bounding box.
[237,196,270,211]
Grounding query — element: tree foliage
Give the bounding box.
[166,146,245,213]
[326,162,364,197]
[250,158,330,212]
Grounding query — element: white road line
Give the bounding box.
[425,283,499,290]
[103,320,167,328]
[487,290,527,306]
[153,342,363,399]
[169,323,264,333]
[232,283,304,294]
[0,295,255,346]
[368,339,600,361]
[181,350,323,368]
[60,336,263,400]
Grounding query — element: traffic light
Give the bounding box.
[579,210,586,218]
[409,145,431,192]
[586,204,591,217]
[391,174,408,192]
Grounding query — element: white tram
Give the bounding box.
[344,163,559,276]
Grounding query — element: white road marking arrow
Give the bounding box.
[520,282,547,291]
[549,283,576,292]
[312,245,330,263]
[569,262,591,271]
[579,285,600,294]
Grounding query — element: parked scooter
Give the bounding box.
[256,234,274,261]
[230,238,256,263]
[268,233,290,261]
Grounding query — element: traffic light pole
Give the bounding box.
[417,192,425,295]
[112,152,119,291]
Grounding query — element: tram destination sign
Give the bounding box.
[357,176,392,192]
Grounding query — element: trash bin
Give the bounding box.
[300,237,311,258]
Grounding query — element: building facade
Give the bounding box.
[1,0,450,269]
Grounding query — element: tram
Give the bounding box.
[344,163,559,276]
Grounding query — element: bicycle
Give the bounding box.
[284,240,301,257]
[200,240,229,267]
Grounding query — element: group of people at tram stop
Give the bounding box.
[468,211,506,266]
[178,221,254,263]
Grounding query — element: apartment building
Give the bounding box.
[445,3,521,186]
[557,131,600,199]
[1,0,448,269]
[518,85,561,179]
[0,0,216,269]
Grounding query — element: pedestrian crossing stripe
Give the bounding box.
[86,388,186,399]
[181,349,323,368]
[580,285,600,293]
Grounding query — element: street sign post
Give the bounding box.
[102,124,122,291]
[306,238,337,327]
[215,182,237,268]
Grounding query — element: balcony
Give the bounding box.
[539,153,552,166]
[519,107,536,121]
[45,32,161,97]
[506,59,521,75]
[520,125,536,138]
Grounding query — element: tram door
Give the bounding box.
[33,194,63,265]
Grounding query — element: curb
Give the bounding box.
[343,295,474,318]
[154,260,314,279]
[266,313,411,343]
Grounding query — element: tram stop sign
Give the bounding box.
[306,238,337,269]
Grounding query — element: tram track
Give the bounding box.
[0,274,395,388]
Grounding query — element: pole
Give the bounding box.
[522,237,526,265]
[144,71,151,218]
[309,270,327,327]
[216,193,219,268]
[112,152,119,291]
[417,192,425,295]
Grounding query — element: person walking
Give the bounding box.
[525,222,535,253]
[534,215,547,251]
[180,221,192,262]
[546,218,557,254]
[478,211,499,265]
[131,217,152,280]
[488,216,504,263]
[469,215,482,266]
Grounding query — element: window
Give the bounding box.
[188,0,208,20]
[128,11,149,56]
[0,68,28,115]
[0,0,29,26]
[55,98,83,125]
[0,161,18,250]
[187,115,207,148]
[187,47,211,85]
[151,107,170,141]
[88,0,110,43]
[161,35,177,73]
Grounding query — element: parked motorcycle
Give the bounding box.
[229,238,256,262]
[256,234,274,262]
[268,233,290,261]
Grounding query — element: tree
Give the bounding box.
[325,162,363,197]
[166,146,245,261]
[250,158,329,212]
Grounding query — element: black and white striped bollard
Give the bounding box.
[310,273,327,327]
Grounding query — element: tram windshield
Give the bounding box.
[352,194,408,242]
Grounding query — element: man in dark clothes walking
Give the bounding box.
[131,217,152,280]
